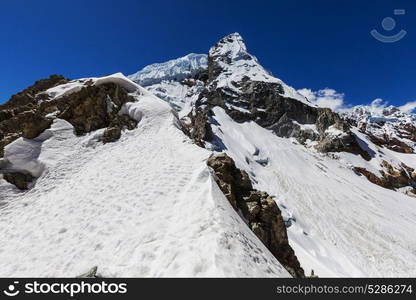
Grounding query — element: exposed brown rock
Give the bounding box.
[207,153,305,278]
[353,167,391,189]
[55,82,136,135]
[0,75,68,157]
[354,161,416,194]
[0,75,68,111]
[21,112,53,139]
[368,133,413,154]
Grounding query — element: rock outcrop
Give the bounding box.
[1,77,138,190]
[354,161,416,195]
[181,109,213,147]
[207,153,305,278]
[54,82,137,136]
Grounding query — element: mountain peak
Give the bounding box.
[207,33,308,104]
[209,32,249,62]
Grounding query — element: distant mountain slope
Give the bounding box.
[128,53,207,86]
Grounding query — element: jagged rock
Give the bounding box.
[3,172,34,190]
[207,153,304,278]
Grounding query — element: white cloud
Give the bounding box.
[362,98,416,115]
[297,88,345,111]
[399,101,416,113]
[297,88,416,115]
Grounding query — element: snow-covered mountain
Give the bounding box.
[1,33,416,277]
[344,101,416,154]
[128,53,207,114]
[128,53,207,86]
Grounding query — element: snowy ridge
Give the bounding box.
[128,53,207,86]
[0,73,290,277]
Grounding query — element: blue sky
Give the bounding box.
[1,0,415,109]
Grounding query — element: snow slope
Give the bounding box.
[0,74,289,277]
[208,107,416,277]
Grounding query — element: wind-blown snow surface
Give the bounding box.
[0,74,289,277]
[209,107,416,277]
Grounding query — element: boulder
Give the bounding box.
[3,172,34,190]
[101,127,121,143]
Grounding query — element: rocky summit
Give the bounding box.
[1,33,416,278]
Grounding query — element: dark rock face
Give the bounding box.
[3,172,34,190]
[207,153,305,278]
[182,109,213,147]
